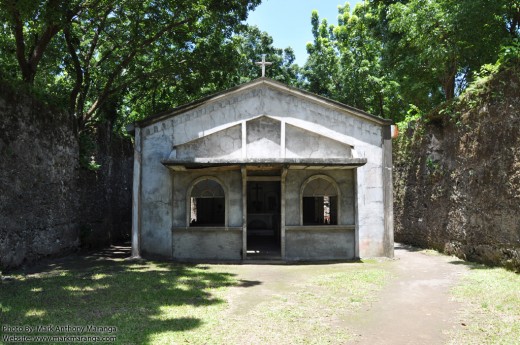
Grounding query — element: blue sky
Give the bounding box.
[246,0,364,66]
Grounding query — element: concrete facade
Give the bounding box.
[130,78,394,261]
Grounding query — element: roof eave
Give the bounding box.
[161,157,368,169]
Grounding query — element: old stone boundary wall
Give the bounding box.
[0,84,79,269]
[78,123,133,251]
[394,67,520,271]
[0,84,132,270]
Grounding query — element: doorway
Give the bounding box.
[246,180,281,258]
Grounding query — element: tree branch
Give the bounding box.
[109,63,184,96]
[64,25,83,116]
[85,7,112,66]
[27,23,60,77]
[76,7,112,119]
[6,3,31,81]
[81,17,192,124]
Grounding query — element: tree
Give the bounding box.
[63,0,264,130]
[302,5,403,120]
[0,0,88,83]
[303,11,340,99]
[301,0,518,120]
[386,0,513,104]
[121,24,301,128]
[0,0,262,131]
[333,2,403,118]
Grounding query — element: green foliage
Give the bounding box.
[443,41,520,123]
[303,10,340,99]
[0,0,265,133]
[301,0,519,121]
[398,104,423,129]
[394,103,427,164]
[473,63,501,82]
[1,0,518,131]
[426,157,439,173]
[0,76,65,109]
[498,38,520,65]
[302,3,405,121]
[386,0,508,104]
[230,25,300,85]
[122,24,301,130]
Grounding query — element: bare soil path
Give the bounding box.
[222,243,469,345]
[347,243,469,345]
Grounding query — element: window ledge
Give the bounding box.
[285,225,355,231]
[173,226,242,232]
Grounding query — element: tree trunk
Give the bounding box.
[443,75,456,101]
[378,92,385,118]
[443,59,457,101]
[20,63,36,84]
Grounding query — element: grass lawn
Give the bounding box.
[213,262,390,344]
[1,259,236,344]
[0,254,390,345]
[448,262,520,345]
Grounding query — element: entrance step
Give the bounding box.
[243,258,286,264]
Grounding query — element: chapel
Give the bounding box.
[129,77,394,261]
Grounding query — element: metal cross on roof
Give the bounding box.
[255,54,272,77]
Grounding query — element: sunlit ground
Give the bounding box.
[1,248,519,344]
[0,252,390,344]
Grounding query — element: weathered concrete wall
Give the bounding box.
[172,229,242,260]
[169,171,242,260]
[246,116,281,158]
[394,67,520,271]
[0,84,79,269]
[284,170,356,260]
[285,228,355,260]
[176,124,242,159]
[285,124,352,158]
[139,127,174,259]
[144,85,384,151]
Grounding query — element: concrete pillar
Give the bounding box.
[354,168,360,259]
[131,127,142,258]
[383,125,395,257]
[241,166,247,259]
[281,167,288,259]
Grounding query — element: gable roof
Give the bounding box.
[133,77,393,129]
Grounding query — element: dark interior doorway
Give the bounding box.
[246,180,281,258]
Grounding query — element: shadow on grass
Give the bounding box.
[0,245,261,344]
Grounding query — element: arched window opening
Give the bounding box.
[190,179,225,227]
[302,177,338,225]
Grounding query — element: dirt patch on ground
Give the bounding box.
[348,244,469,344]
[216,244,469,344]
